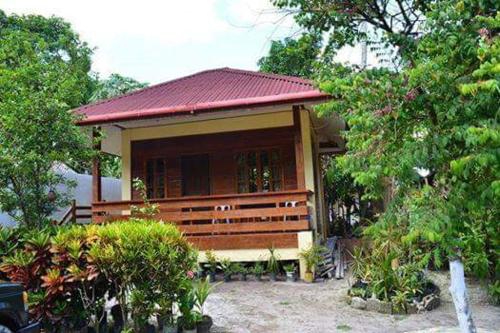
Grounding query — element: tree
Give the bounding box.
[89,74,148,178]
[90,73,148,102]
[258,33,327,78]
[0,11,94,228]
[272,0,432,60]
[317,0,499,290]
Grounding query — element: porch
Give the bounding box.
[91,190,311,250]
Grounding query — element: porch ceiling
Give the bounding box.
[98,104,300,156]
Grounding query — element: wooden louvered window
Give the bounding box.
[145,158,166,199]
[236,149,283,193]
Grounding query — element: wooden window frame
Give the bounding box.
[144,157,167,199]
[235,147,284,194]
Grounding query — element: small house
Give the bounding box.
[75,68,344,277]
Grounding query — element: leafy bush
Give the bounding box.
[316,0,499,292]
[0,220,198,331]
[350,243,429,304]
[299,244,326,273]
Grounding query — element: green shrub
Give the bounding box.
[88,220,198,328]
[0,220,198,331]
[299,244,326,273]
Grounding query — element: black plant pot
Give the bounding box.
[158,315,178,333]
[133,324,156,333]
[255,274,262,281]
[223,273,231,282]
[241,274,247,281]
[196,315,213,333]
[269,272,277,281]
[209,271,216,282]
[177,316,197,333]
[110,304,125,333]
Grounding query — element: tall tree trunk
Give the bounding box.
[449,258,477,333]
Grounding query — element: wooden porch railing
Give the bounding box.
[58,200,92,225]
[91,190,312,250]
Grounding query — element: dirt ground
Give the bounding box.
[205,278,500,333]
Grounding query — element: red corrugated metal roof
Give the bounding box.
[75,67,329,125]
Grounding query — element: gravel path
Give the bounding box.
[205,279,500,333]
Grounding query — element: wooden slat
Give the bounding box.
[75,214,92,219]
[92,190,310,212]
[75,206,92,210]
[179,220,309,235]
[155,206,307,222]
[187,232,298,250]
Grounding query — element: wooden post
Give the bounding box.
[70,199,77,224]
[449,256,477,333]
[293,106,306,190]
[92,127,102,204]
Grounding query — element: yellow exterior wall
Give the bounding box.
[300,111,318,234]
[121,130,131,200]
[197,231,313,279]
[120,111,294,199]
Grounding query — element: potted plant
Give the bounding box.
[194,276,219,333]
[283,263,297,282]
[157,298,177,333]
[299,244,325,283]
[178,289,200,333]
[230,262,245,281]
[239,265,249,281]
[251,262,265,281]
[130,289,156,333]
[219,258,233,282]
[204,250,218,282]
[266,247,280,281]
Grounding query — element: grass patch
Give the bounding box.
[279,301,291,306]
[336,324,352,331]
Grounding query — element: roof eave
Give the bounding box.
[75,91,330,126]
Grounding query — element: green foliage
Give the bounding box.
[350,244,428,303]
[204,250,218,273]
[266,247,281,274]
[0,10,94,228]
[283,263,296,273]
[219,258,234,276]
[251,262,265,276]
[317,0,499,288]
[193,276,219,316]
[90,73,147,102]
[88,220,197,327]
[130,178,160,219]
[0,220,198,330]
[271,0,432,59]
[258,32,329,78]
[299,244,326,273]
[178,285,201,330]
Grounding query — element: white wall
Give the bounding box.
[0,164,121,227]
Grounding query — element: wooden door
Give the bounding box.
[181,154,210,196]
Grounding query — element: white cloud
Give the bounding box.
[2,0,289,79]
[2,0,375,81]
[2,0,228,46]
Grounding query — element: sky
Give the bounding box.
[1,0,370,84]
